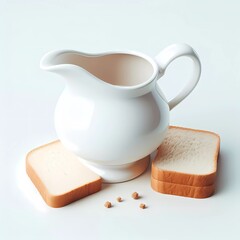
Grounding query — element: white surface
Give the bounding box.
[0,0,240,239]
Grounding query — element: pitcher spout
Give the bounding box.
[40,50,106,94]
[40,49,159,97]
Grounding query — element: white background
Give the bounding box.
[1,0,240,239]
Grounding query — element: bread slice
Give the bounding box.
[152,126,220,187]
[151,177,215,198]
[26,141,102,208]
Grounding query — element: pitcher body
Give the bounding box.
[40,44,201,182]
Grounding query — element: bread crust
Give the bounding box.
[151,177,215,198]
[152,126,220,187]
[26,141,102,208]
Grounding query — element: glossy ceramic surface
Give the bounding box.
[40,43,201,182]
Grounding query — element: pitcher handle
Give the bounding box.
[155,43,201,110]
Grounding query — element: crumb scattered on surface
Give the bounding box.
[116,197,122,202]
[104,201,112,208]
[139,203,146,209]
[132,192,139,199]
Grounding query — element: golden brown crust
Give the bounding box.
[26,141,102,208]
[152,126,220,187]
[151,167,217,186]
[151,177,215,198]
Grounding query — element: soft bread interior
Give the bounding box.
[27,141,101,195]
[154,128,219,174]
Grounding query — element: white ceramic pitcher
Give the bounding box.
[40,43,201,183]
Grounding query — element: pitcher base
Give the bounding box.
[78,156,150,183]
